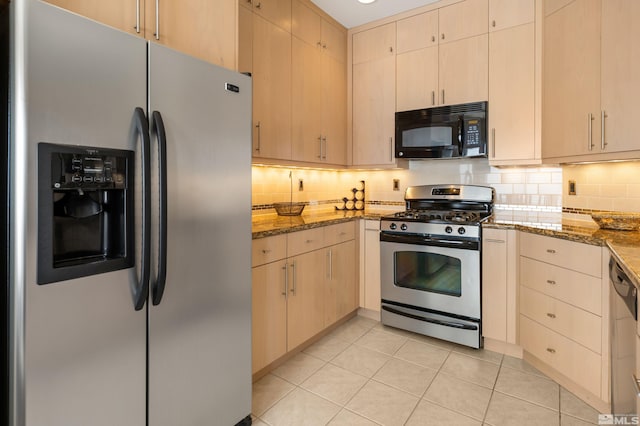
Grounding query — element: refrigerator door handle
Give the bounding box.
[151,111,168,306]
[131,107,151,310]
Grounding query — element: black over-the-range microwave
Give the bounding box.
[395,101,488,159]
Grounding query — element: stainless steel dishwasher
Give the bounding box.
[610,257,639,414]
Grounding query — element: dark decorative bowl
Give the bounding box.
[274,202,305,216]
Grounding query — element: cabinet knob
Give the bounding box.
[431,35,436,42]
[546,279,556,285]
[546,249,556,254]
[441,33,445,40]
[261,249,271,254]
[492,20,496,27]
[255,2,261,9]
[389,46,393,53]
[546,313,556,319]
[546,348,556,354]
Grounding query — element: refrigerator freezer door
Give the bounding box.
[147,44,252,425]
[12,2,147,425]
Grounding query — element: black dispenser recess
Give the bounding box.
[38,143,134,284]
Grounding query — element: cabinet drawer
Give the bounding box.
[520,256,602,315]
[324,221,355,246]
[520,315,601,397]
[520,232,602,277]
[287,227,325,257]
[520,286,601,354]
[252,234,287,267]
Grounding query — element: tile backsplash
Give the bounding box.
[252,159,639,216]
[252,159,563,215]
[562,161,640,213]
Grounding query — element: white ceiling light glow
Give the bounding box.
[311,0,439,28]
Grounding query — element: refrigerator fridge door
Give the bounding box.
[11,2,147,425]
[147,43,252,425]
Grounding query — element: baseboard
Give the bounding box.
[357,307,380,321]
[483,338,523,358]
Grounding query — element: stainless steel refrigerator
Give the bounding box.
[3,1,252,425]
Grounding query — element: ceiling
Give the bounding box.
[310,0,440,29]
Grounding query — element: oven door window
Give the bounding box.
[394,251,462,297]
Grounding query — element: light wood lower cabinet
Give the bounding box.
[519,232,609,405]
[252,222,357,375]
[360,220,381,313]
[481,228,518,345]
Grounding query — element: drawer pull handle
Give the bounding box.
[546,249,556,254]
[306,239,313,243]
[546,280,556,285]
[546,313,556,319]
[261,249,271,254]
[546,348,556,354]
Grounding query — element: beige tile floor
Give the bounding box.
[252,315,603,426]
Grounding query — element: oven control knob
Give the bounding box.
[389,223,397,230]
[445,226,453,234]
[458,227,466,235]
[400,224,408,231]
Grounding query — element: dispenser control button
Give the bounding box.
[83,176,93,183]
[72,175,82,183]
[94,176,103,183]
[400,224,408,231]
[445,226,453,234]
[458,227,466,235]
[104,176,113,183]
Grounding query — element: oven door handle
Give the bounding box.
[382,305,478,330]
[380,232,479,250]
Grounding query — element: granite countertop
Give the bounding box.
[251,208,398,239]
[252,207,640,288]
[486,210,640,288]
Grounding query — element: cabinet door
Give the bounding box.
[292,0,321,47]
[363,221,381,312]
[439,0,488,43]
[482,229,508,342]
[250,0,291,32]
[396,10,438,54]
[542,0,601,160]
[238,2,253,74]
[152,0,236,69]
[287,250,326,350]
[352,57,396,166]
[489,23,535,162]
[252,14,292,160]
[252,260,288,373]
[291,37,323,163]
[601,0,640,154]
[489,0,534,31]
[439,34,488,106]
[44,0,142,36]
[325,241,357,325]
[396,46,439,111]
[322,20,347,63]
[352,22,396,64]
[322,54,347,165]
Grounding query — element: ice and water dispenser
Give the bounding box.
[37,143,134,284]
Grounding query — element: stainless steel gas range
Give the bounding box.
[380,184,495,348]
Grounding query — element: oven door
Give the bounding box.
[380,232,480,320]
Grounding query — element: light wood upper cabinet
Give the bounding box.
[47,0,237,69]
[396,10,439,54]
[395,0,488,111]
[44,0,142,37]
[600,0,640,154]
[151,0,236,69]
[439,34,488,106]
[489,21,536,162]
[489,0,534,31]
[240,0,292,32]
[252,14,292,160]
[291,0,347,165]
[352,22,396,166]
[542,0,601,160]
[238,2,254,73]
[352,22,396,65]
[353,56,396,166]
[438,0,488,43]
